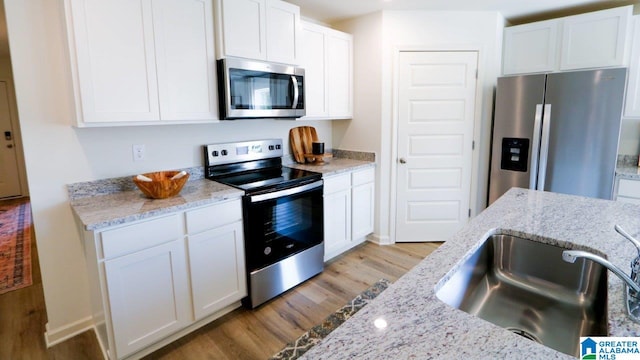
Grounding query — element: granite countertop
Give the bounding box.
[617,165,640,180]
[301,188,640,359]
[70,179,243,231]
[286,158,374,176]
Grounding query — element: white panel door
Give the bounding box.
[625,16,640,117]
[219,0,266,60]
[265,0,300,65]
[69,0,160,122]
[188,221,246,320]
[396,51,478,242]
[0,82,21,198]
[152,0,218,121]
[105,239,190,358]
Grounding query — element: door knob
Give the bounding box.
[399,158,407,164]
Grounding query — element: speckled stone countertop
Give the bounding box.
[617,165,640,180]
[69,179,243,231]
[301,188,640,359]
[287,158,374,176]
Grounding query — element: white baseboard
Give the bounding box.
[368,233,392,245]
[44,316,94,348]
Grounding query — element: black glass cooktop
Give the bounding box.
[208,165,321,194]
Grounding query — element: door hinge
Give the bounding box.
[475,69,478,79]
[468,208,472,218]
[472,140,475,150]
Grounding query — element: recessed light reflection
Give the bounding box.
[374,317,388,329]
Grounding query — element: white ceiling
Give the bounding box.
[287,0,638,24]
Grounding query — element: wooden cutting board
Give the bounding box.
[289,126,318,164]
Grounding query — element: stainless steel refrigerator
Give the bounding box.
[488,68,627,204]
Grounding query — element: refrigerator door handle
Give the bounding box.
[537,104,552,191]
[530,104,544,190]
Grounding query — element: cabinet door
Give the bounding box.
[625,16,640,117]
[352,170,374,241]
[67,0,160,123]
[218,0,266,60]
[265,0,301,65]
[301,22,328,118]
[188,221,247,320]
[152,0,218,121]
[560,6,632,70]
[323,189,351,261]
[104,239,190,358]
[326,30,353,118]
[502,19,559,75]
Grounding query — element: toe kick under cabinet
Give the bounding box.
[80,199,246,359]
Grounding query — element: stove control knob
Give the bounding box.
[221,149,228,156]
[269,145,275,151]
[264,247,272,255]
[276,144,281,150]
[211,150,219,157]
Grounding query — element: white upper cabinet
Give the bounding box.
[216,0,301,65]
[560,6,632,70]
[502,6,633,75]
[300,21,353,120]
[326,30,353,118]
[502,20,559,75]
[625,16,640,118]
[64,0,218,125]
[216,0,266,60]
[152,0,218,121]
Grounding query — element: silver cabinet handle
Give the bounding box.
[399,158,407,164]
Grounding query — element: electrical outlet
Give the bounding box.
[132,144,146,161]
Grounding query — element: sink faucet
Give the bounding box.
[562,225,640,323]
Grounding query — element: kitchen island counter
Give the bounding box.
[301,188,640,359]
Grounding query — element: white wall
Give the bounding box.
[336,10,504,243]
[4,0,332,344]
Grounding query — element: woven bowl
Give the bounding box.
[132,171,189,199]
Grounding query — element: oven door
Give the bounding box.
[243,180,323,272]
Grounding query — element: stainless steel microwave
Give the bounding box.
[217,57,305,119]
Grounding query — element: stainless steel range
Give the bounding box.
[204,139,324,308]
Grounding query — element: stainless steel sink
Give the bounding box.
[435,234,608,357]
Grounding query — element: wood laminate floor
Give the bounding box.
[0,217,440,360]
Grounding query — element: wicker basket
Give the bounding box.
[132,171,189,199]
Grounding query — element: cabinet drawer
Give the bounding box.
[323,173,351,194]
[101,214,183,259]
[618,179,640,199]
[352,167,374,186]
[186,200,242,234]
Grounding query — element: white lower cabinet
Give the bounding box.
[615,178,640,205]
[188,221,246,320]
[82,199,245,359]
[105,239,191,358]
[323,167,375,261]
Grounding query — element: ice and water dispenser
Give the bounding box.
[500,138,529,172]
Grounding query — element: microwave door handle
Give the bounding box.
[291,76,299,109]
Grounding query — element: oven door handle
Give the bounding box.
[249,180,323,203]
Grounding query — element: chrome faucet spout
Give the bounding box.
[562,250,640,294]
[615,224,640,256]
